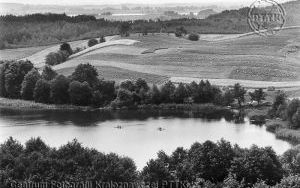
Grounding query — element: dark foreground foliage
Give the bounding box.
[0,138,300,188]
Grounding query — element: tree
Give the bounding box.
[174,83,188,103]
[99,36,106,43]
[286,99,300,128]
[68,81,92,106]
[249,88,266,105]
[21,69,41,100]
[141,159,172,183]
[24,137,49,154]
[223,90,235,106]
[233,83,246,108]
[118,22,131,37]
[113,89,134,107]
[189,140,235,182]
[41,65,57,81]
[71,63,98,87]
[161,81,175,103]
[135,78,149,92]
[60,42,72,55]
[120,80,135,92]
[33,79,51,103]
[93,79,116,106]
[292,108,300,129]
[4,60,33,98]
[175,26,187,37]
[149,84,161,105]
[188,33,199,41]
[88,38,98,47]
[0,62,9,97]
[230,146,283,185]
[50,75,70,104]
[45,51,69,66]
[272,91,287,111]
[274,175,300,188]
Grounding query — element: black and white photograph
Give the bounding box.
[0,0,299,187]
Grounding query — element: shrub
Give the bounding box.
[59,42,72,55]
[45,51,69,66]
[88,38,98,47]
[41,65,57,81]
[188,33,199,41]
[68,81,92,106]
[21,69,41,100]
[33,79,51,103]
[99,36,106,43]
[50,75,70,104]
[71,63,98,87]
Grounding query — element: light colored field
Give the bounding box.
[54,28,300,85]
[0,45,54,60]
[1,27,300,91]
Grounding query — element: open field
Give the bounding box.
[1,27,300,93]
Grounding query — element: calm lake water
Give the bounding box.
[0,108,292,169]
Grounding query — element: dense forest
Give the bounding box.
[0,8,251,49]
[1,137,300,188]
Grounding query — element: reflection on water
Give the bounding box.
[0,108,292,169]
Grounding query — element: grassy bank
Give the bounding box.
[265,119,300,144]
[0,97,95,111]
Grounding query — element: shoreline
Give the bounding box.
[1,97,300,145]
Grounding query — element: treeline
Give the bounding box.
[0,60,253,109]
[1,137,300,188]
[0,13,96,22]
[0,10,251,49]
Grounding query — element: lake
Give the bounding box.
[0,108,292,169]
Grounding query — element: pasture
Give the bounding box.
[0,27,299,87]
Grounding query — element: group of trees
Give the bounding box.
[45,43,73,66]
[0,61,116,107]
[1,137,300,188]
[88,36,106,47]
[1,60,267,109]
[269,91,300,128]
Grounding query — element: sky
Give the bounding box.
[0,0,291,6]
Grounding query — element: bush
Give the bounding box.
[21,69,41,100]
[88,38,98,47]
[68,81,92,106]
[188,33,199,41]
[45,50,69,66]
[50,75,70,104]
[33,79,51,103]
[59,42,72,55]
[99,36,106,43]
